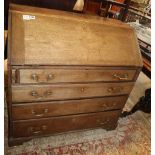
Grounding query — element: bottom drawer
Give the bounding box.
[12,110,120,138]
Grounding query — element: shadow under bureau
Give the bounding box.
[7,4,143,146]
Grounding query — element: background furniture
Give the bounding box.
[5,0,87,29]
[121,88,151,117]
[121,1,151,116]
[126,1,151,78]
[99,0,131,21]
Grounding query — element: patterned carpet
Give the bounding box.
[5,71,151,155]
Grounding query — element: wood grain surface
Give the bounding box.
[7,4,143,146]
[12,110,120,138]
[12,96,127,120]
[18,68,136,84]
[12,82,134,102]
[9,4,143,67]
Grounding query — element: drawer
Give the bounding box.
[12,96,127,120]
[15,68,136,84]
[12,110,120,138]
[12,82,134,102]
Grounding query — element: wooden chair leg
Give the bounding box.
[105,3,111,17]
[121,88,151,117]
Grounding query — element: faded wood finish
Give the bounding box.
[12,82,134,102]
[17,68,136,84]
[12,96,127,120]
[12,110,120,138]
[7,4,143,146]
[9,4,142,67]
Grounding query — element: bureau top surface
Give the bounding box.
[8,4,142,67]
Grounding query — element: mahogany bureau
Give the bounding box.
[7,4,143,146]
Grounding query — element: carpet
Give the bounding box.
[5,72,151,155]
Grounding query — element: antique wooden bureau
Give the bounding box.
[7,4,142,146]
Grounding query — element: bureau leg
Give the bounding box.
[121,88,151,117]
[102,123,118,131]
[8,137,29,147]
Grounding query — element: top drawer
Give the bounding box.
[13,68,137,84]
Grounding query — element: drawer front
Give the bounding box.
[17,68,136,84]
[12,110,120,138]
[12,96,127,120]
[12,82,134,102]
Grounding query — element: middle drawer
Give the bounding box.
[12,82,134,102]
[12,96,127,120]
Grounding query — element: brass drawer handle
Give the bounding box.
[31,91,52,99]
[32,130,42,134]
[31,74,38,81]
[32,109,48,117]
[99,122,106,125]
[81,88,85,92]
[100,104,106,107]
[31,73,54,82]
[97,119,109,125]
[44,91,52,96]
[47,74,54,81]
[31,91,39,97]
[101,102,117,108]
[113,73,128,80]
[107,87,122,93]
[112,102,117,106]
[29,125,47,135]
